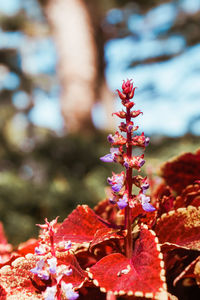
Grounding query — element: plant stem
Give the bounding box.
[125,106,133,258]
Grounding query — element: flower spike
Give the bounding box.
[100,78,155,258]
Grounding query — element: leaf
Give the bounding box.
[155,206,200,251]
[175,183,200,209]
[17,239,39,256]
[55,205,108,245]
[0,254,43,299]
[160,150,200,194]
[88,227,167,298]
[94,199,121,226]
[173,256,200,286]
[57,251,88,288]
[0,285,7,299]
[0,222,12,264]
[90,228,125,251]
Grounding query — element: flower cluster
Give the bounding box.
[30,218,79,300]
[100,79,155,213]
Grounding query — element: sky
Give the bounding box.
[0,0,200,136]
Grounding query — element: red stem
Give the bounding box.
[125,106,133,258]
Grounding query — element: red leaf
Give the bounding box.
[160,150,200,194]
[175,183,200,209]
[94,199,121,226]
[55,205,108,244]
[17,239,39,256]
[0,222,12,264]
[155,206,200,250]
[173,256,200,286]
[0,285,7,299]
[90,228,125,251]
[0,254,44,298]
[88,227,167,298]
[57,251,88,288]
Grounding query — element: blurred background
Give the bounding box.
[0,0,200,244]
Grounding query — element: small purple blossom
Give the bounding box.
[47,257,57,274]
[127,123,133,133]
[139,194,155,212]
[107,172,125,192]
[117,193,128,209]
[138,158,145,168]
[43,285,57,300]
[30,258,45,275]
[61,282,79,300]
[144,137,150,147]
[30,259,49,280]
[123,157,130,169]
[141,178,149,193]
[107,134,115,143]
[100,147,120,163]
[109,195,117,205]
[64,268,73,276]
[35,245,46,255]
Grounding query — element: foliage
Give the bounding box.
[0,81,200,300]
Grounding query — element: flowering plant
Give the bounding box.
[0,80,200,300]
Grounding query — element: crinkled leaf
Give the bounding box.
[55,205,108,244]
[57,251,88,288]
[17,239,39,256]
[155,206,200,250]
[0,254,44,298]
[94,199,123,226]
[88,227,167,298]
[175,183,200,209]
[131,204,156,227]
[160,150,200,194]
[90,228,125,251]
[194,258,200,286]
[0,285,7,299]
[173,256,200,286]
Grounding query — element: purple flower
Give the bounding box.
[141,178,149,193]
[35,245,46,255]
[139,194,155,212]
[123,157,130,169]
[47,257,57,274]
[61,282,79,300]
[117,193,128,209]
[107,172,125,193]
[127,123,133,133]
[100,148,120,163]
[109,195,117,205]
[30,259,45,275]
[43,285,57,300]
[30,259,49,280]
[107,134,115,143]
[138,158,145,168]
[144,137,150,147]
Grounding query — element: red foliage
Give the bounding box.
[161,150,200,194]
[88,227,167,298]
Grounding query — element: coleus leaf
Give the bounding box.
[173,256,200,287]
[88,226,167,299]
[17,239,39,256]
[160,150,200,194]
[57,251,88,288]
[0,254,44,299]
[55,205,108,245]
[90,228,125,251]
[0,222,12,264]
[175,183,200,209]
[155,206,200,251]
[94,199,121,226]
